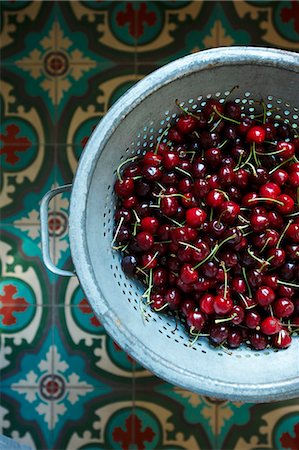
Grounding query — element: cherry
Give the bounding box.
[121,255,137,277]
[165,288,181,310]
[114,178,134,198]
[186,207,207,227]
[218,166,235,185]
[136,231,154,251]
[246,125,266,143]
[181,299,196,316]
[143,151,163,167]
[227,329,243,348]
[276,194,294,214]
[261,316,282,335]
[234,169,249,189]
[213,295,233,316]
[177,115,199,134]
[153,268,168,287]
[273,298,294,318]
[272,329,292,349]
[255,286,276,306]
[224,101,242,120]
[150,294,168,312]
[289,171,299,187]
[168,127,184,143]
[270,169,288,186]
[276,141,295,159]
[250,332,268,350]
[187,310,206,332]
[193,178,210,198]
[231,305,245,324]
[259,182,281,199]
[219,201,240,223]
[250,213,269,232]
[142,165,162,181]
[160,196,179,216]
[267,248,286,267]
[199,293,214,315]
[180,264,198,285]
[140,216,159,234]
[231,277,246,294]
[245,311,261,329]
[209,324,229,344]
[205,147,222,167]
[286,223,299,242]
[140,252,158,269]
[206,189,225,208]
[163,151,180,170]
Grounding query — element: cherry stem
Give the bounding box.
[277,279,299,289]
[139,251,159,271]
[175,99,200,119]
[163,215,185,227]
[111,217,124,247]
[269,157,293,175]
[154,303,169,312]
[175,167,194,179]
[242,267,252,298]
[244,161,257,177]
[132,209,141,223]
[276,219,293,248]
[251,142,261,168]
[233,151,247,171]
[215,314,236,324]
[210,118,223,132]
[217,139,229,149]
[117,156,139,182]
[248,247,269,268]
[238,214,250,224]
[215,188,230,201]
[220,261,229,299]
[155,125,170,154]
[248,197,284,206]
[213,106,241,125]
[192,234,237,270]
[259,237,272,254]
[111,243,129,251]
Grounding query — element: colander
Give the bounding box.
[41,46,299,402]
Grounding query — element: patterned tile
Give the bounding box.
[53,278,136,386]
[220,1,299,50]
[219,398,299,450]
[1,385,51,450]
[2,1,299,449]
[133,388,216,449]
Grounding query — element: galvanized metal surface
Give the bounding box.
[45,47,299,402]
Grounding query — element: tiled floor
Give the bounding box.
[1,1,299,449]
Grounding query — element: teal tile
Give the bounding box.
[52,389,134,450]
[1,386,51,450]
[58,1,136,64]
[1,1,56,63]
[56,65,139,145]
[219,398,299,450]
[53,281,135,387]
[133,389,216,449]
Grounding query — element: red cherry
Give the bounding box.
[261,317,282,335]
[136,231,154,250]
[142,151,163,167]
[273,298,294,318]
[205,189,225,208]
[140,217,159,234]
[270,169,288,186]
[177,115,199,134]
[272,329,292,349]
[187,310,206,332]
[165,288,181,310]
[255,286,276,306]
[286,223,299,242]
[246,126,266,143]
[163,151,180,170]
[276,194,294,214]
[186,207,207,228]
[199,294,214,315]
[289,171,299,187]
[276,141,295,159]
[114,177,134,198]
[180,264,198,285]
[259,182,281,199]
[213,295,233,316]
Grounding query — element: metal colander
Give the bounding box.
[41,47,299,402]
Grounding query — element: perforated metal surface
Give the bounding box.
[69,47,299,402]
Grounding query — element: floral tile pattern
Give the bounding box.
[1,1,299,449]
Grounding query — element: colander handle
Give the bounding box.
[40,184,75,277]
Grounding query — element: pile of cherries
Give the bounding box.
[113,93,299,351]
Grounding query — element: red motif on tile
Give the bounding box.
[0,124,31,164]
[113,414,155,450]
[116,2,156,38]
[281,1,299,34]
[0,284,29,326]
[280,423,299,450]
[113,341,134,363]
[78,298,101,327]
